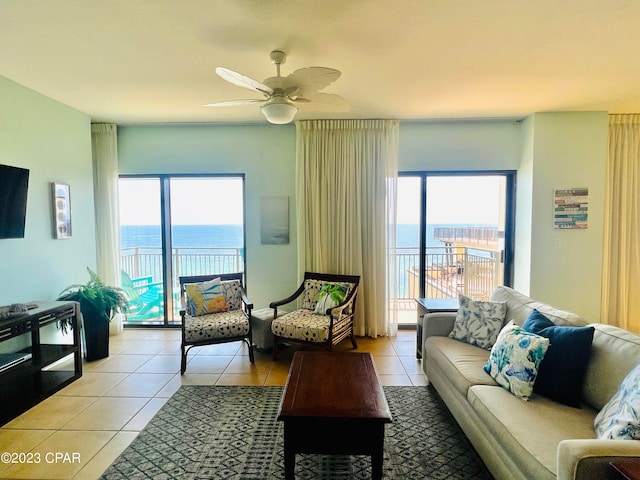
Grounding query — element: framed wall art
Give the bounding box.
[51,183,72,239]
[553,187,588,229]
[261,196,289,244]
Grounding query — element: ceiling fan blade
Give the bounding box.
[204,99,266,107]
[294,92,350,112]
[215,67,273,96]
[284,67,341,93]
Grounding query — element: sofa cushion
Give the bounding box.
[468,385,598,480]
[424,336,496,396]
[272,309,331,342]
[489,286,587,327]
[484,323,549,400]
[522,309,595,408]
[184,310,249,342]
[594,364,640,440]
[582,324,640,410]
[449,294,506,349]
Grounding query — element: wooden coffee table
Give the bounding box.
[611,461,640,480]
[277,351,392,480]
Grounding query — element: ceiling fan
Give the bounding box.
[205,50,349,124]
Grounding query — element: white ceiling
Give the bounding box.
[2,0,640,125]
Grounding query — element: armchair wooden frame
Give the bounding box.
[179,273,254,374]
[269,272,361,360]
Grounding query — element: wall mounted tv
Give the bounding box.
[0,164,29,239]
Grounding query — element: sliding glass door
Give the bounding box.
[119,175,245,326]
[395,171,515,326]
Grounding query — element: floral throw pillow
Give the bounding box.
[594,364,640,440]
[313,282,349,315]
[185,278,229,316]
[483,323,550,400]
[449,294,507,349]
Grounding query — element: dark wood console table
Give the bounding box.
[0,301,82,425]
[415,297,459,359]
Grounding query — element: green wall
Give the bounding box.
[117,123,298,309]
[524,112,607,322]
[400,115,606,322]
[399,119,522,170]
[0,73,608,324]
[118,116,607,323]
[0,76,95,305]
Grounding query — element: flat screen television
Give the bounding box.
[0,164,29,239]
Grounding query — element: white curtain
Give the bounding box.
[91,124,123,335]
[602,114,640,333]
[296,119,399,337]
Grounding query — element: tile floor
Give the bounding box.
[0,328,426,480]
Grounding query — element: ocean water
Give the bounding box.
[121,224,495,298]
[121,225,244,249]
[121,224,492,249]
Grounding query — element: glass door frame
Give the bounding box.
[399,170,517,300]
[119,173,247,328]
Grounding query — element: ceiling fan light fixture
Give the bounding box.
[261,96,298,124]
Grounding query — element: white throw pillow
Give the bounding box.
[594,364,640,440]
[483,323,550,400]
[449,294,507,349]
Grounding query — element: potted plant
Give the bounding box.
[57,267,128,361]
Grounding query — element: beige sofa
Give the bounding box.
[421,286,640,480]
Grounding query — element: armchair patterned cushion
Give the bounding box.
[179,273,254,374]
[184,310,250,343]
[270,272,360,359]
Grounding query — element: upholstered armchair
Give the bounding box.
[179,273,254,374]
[269,272,360,359]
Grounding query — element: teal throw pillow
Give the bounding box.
[522,309,594,408]
[484,322,550,400]
[594,364,640,440]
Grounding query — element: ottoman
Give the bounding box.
[250,308,282,352]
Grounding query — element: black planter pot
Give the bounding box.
[82,316,110,361]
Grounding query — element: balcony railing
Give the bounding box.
[121,246,244,281]
[394,246,500,304]
[121,245,499,323]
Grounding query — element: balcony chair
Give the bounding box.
[121,271,164,322]
[270,272,360,360]
[179,273,254,374]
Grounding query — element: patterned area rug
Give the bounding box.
[101,385,491,480]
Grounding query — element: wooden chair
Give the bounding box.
[269,272,360,360]
[179,273,254,374]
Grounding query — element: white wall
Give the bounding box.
[399,120,522,171]
[117,123,298,309]
[117,117,608,323]
[526,112,607,322]
[118,120,524,311]
[0,74,614,335]
[398,115,607,323]
[513,116,534,293]
[0,76,95,305]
